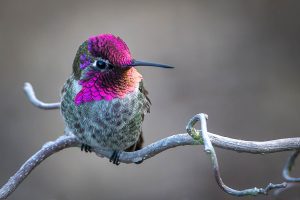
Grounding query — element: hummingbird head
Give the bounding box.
[72,34,173,105]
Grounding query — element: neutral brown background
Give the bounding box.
[1,0,300,199]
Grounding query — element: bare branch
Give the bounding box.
[186,113,287,196]
[2,131,297,199]
[23,82,60,110]
[208,133,300,154]
[0,135,78,199]
[283,150,300,182]
[91,133,300,164]
[273,151,300,196]
[1,82,300,198]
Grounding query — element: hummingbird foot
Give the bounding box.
[109,151,120,165]
[81,144,92,153]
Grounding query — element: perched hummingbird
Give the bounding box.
[61,34,173,165]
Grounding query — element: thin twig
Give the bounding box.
[187,113,287,196]
[23,82,60,110]
[1,82,300,198]
[283,150,300,182]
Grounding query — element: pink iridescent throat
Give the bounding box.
[74,34,142,105]
[75,68,142,105]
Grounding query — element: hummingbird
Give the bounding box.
[60,34,173,165]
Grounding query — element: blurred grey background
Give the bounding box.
[1,0,300,199]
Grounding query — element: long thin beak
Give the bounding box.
[126,59,174,69]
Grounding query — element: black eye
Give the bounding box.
[108,64,114,70]
[96,60,106,69]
